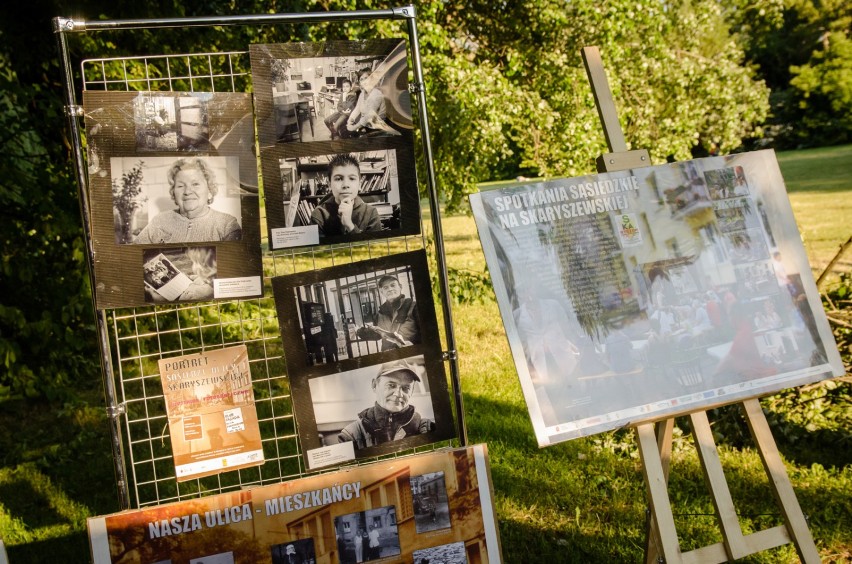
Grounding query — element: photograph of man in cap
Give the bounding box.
[336,357,434,449]
[356,273,421,351]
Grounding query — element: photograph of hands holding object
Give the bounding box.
[355,274,421,352]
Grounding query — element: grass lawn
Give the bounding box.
[778,144,852,275]
[1,146,851,562]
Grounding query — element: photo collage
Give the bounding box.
[250,39,421,249]
[470,150,843,446]
[82,38,472,563]
[82,91,263,308]
[271,250,456,469]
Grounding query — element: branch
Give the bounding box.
[816,235,852,289]
[827,315,852,329]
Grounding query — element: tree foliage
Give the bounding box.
[0,0,772,397]
[789,33,852,145]
[0,40,96,399]
[421,0,770,209]
[723,0,852,147]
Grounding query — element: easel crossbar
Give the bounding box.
[640,401,821,563]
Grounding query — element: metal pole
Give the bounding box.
[54,8,402,33]
[53,19,131,510]
[400,6,468,446]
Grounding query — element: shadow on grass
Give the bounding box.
[0,478,68,528]
[463,392,650,562]
[6,531,91,563]
[0,387,120,513]
[463,389,852,562]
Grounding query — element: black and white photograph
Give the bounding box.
[261,138,420,249]
[133,92,213,152]
[142,247,216,303]
[82,91,263,308]
[722,228,770,264]
[270,538,316,564]
[272,250,434,367]
[275,149,402,235]
[110,156,242,245]
[412,541,467,564]
[733,261,780,299]
[308,355,436,451]
[409,471,452,534]
[469,150,843,447]
[289,262,420,365]
[334,506,400,563]
[713,196,762,233]
[250,39,412,146]
[271,251,455,466]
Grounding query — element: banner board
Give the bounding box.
[470,150,844,446]
[88,445,501,563]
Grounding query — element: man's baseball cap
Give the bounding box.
[377,359,421,382]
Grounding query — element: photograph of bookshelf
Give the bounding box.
[280,149,401,230]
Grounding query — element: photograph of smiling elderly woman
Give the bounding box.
[133,156,242,244]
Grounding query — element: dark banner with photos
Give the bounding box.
[82,91,262,308]
[88,445,501,564]
[271,250,456,470]
[250,40,420,248]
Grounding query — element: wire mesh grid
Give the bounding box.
[81,51,443,509]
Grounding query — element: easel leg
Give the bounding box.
[638,421,682,564]
[644,419,674,564]
[742,399,821,563]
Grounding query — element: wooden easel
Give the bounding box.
[581,46,821,564]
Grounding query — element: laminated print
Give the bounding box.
[470,150,844,447]
[250,39,413,146]
[260,134,420,249]
[271,250,455,469]
[334,505,400,563]
[409,471,452,534]
[413,541,467,564]
[274,250,433,366]
[82,91,262,309]
[158,345,264,482]
[87,445,502,564]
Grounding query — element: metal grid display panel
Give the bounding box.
[82,51,438,509]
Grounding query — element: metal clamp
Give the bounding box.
[393,5,415,19]
[53,17,85,33]
[106,403,126,419]
[442,350,458,361]
[409,82,426,94]
[64,105,84,117]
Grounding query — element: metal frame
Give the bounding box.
[54,5,466,511]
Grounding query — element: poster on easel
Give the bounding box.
[159,345,264,481]
[87,444,502,564]
[82,91,263,308]
[470,150,844,447]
